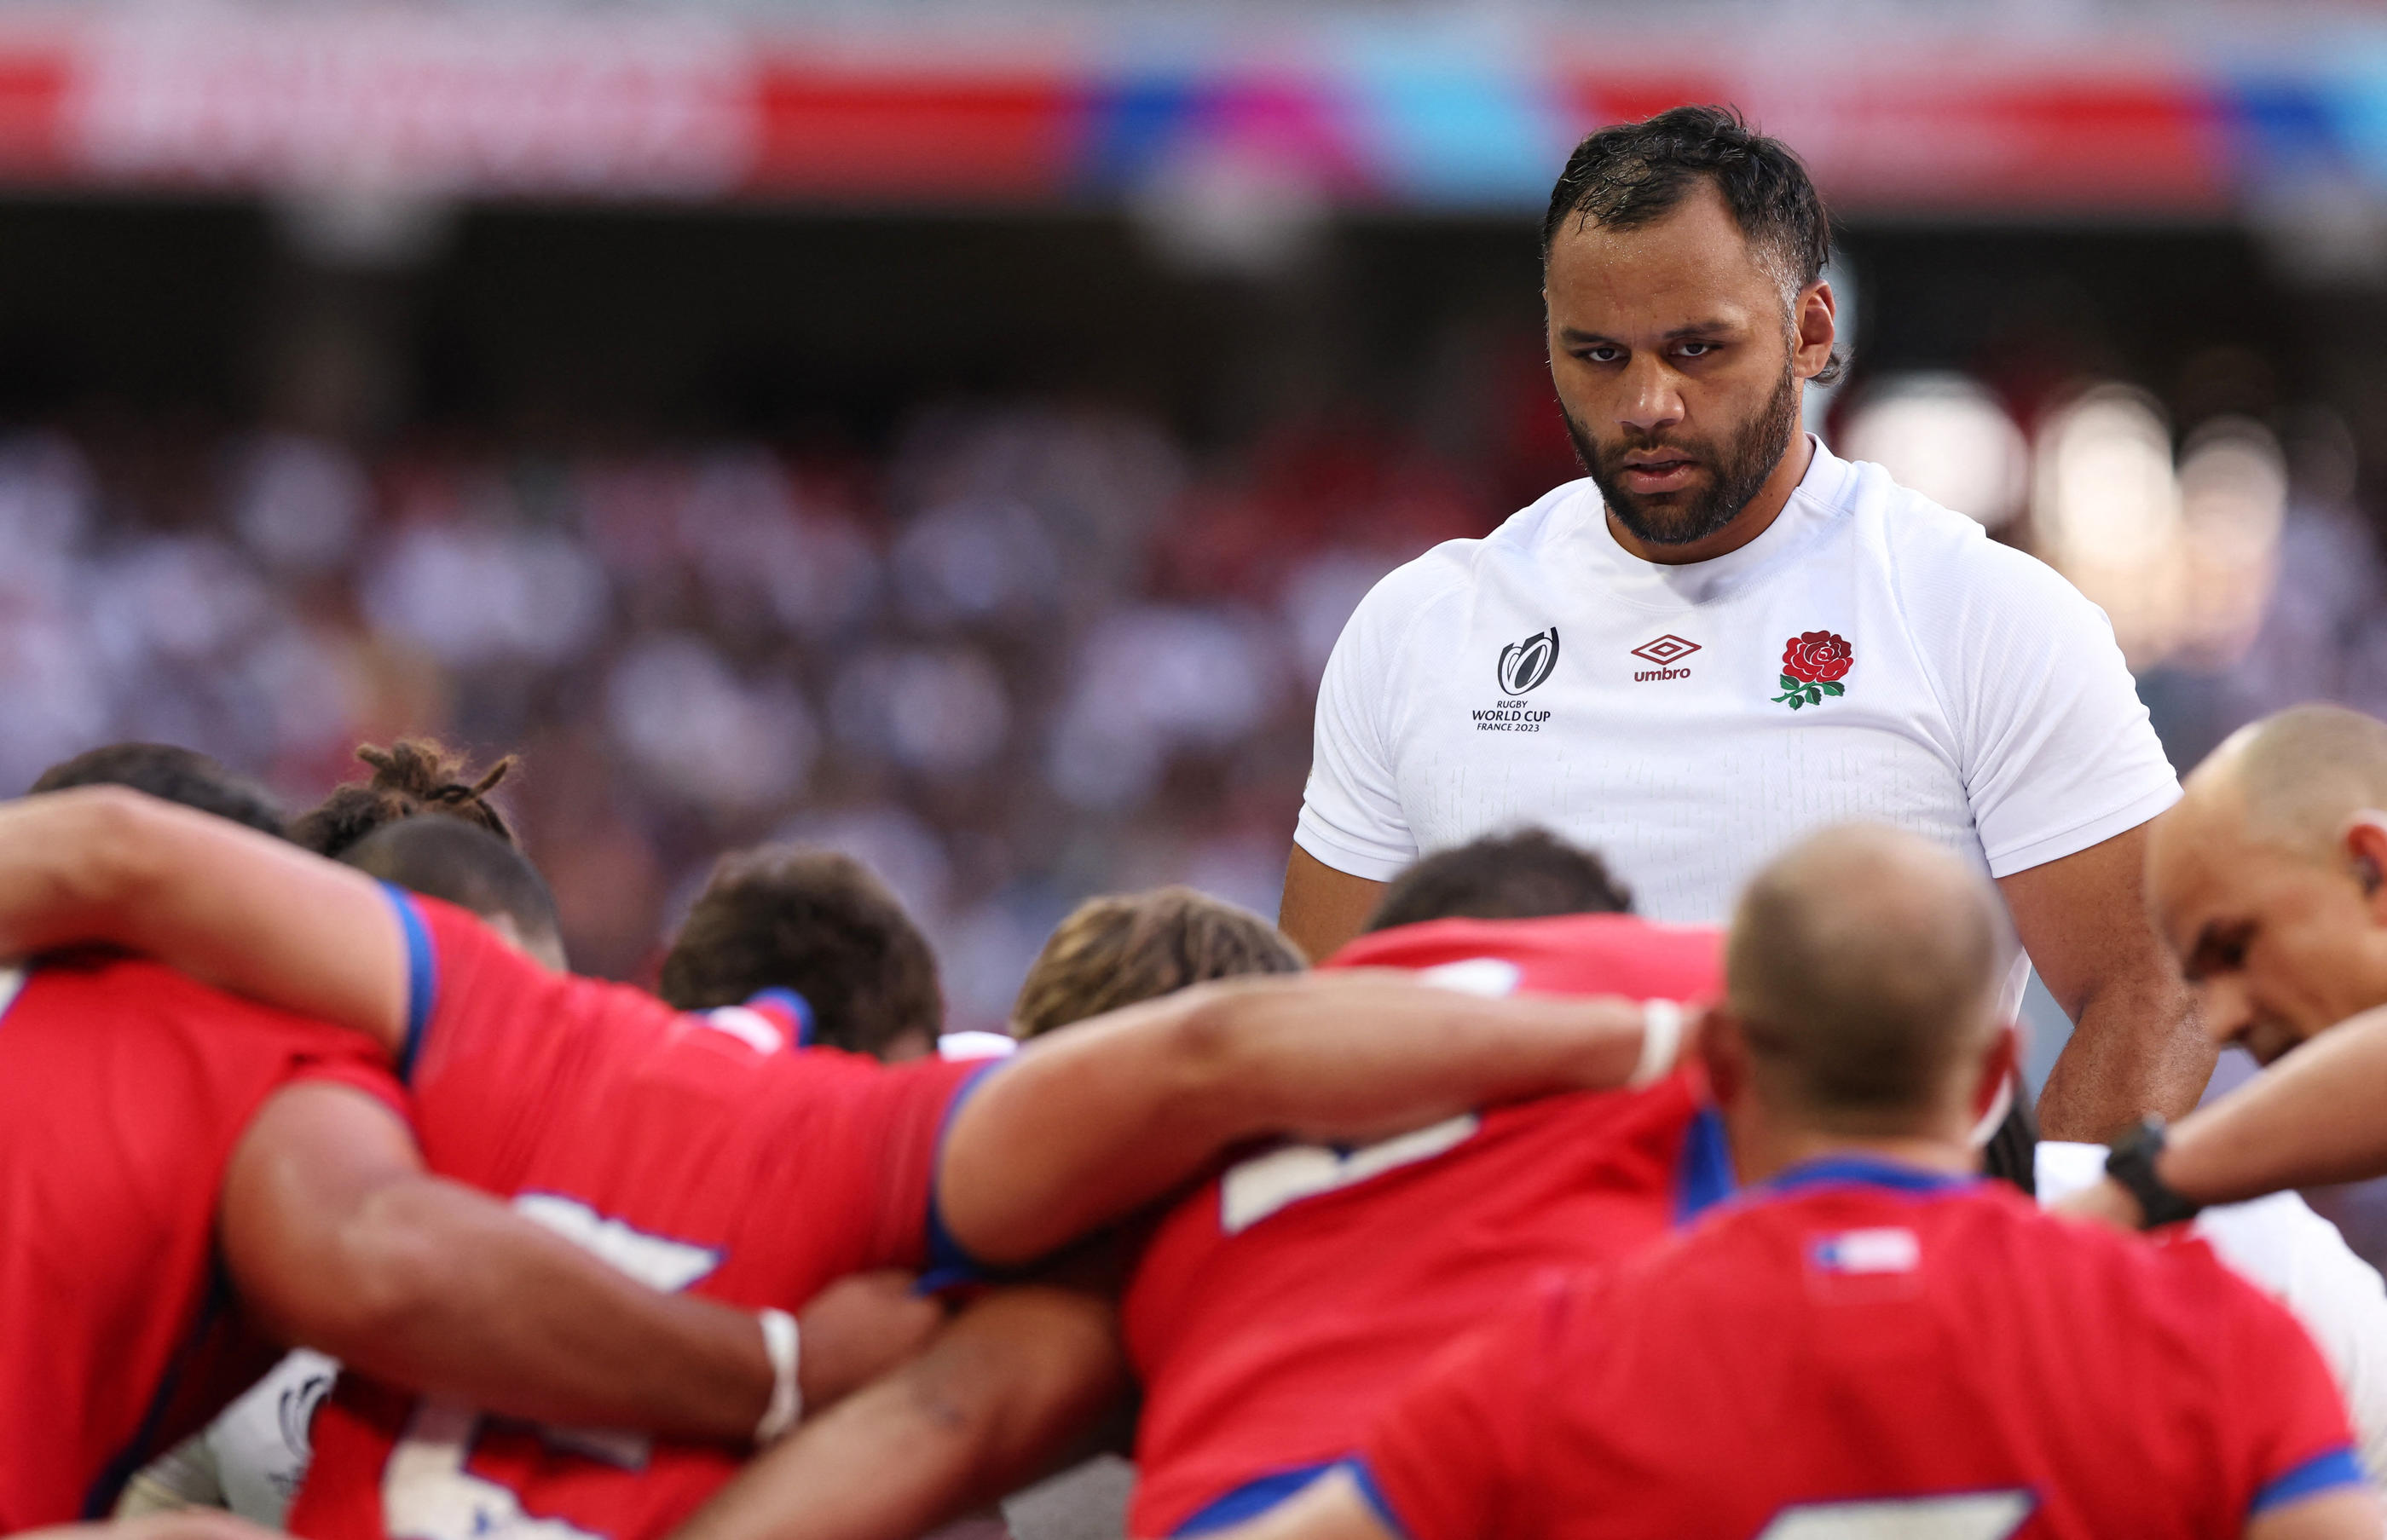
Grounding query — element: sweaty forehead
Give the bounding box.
[1544,182,1783,332]
[2152,793,2310,946]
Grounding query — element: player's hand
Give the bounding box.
[15,1513,281,1540]
[2054,1176,2148,1231]
[794,1268,945,1414]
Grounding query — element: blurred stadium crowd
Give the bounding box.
[4,362,2384,1028]
[0,401,1502,1018]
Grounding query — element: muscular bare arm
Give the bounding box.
[1278,846,1386,965]
[2003,823,2213,1141]
[939,971,1661,1266]
[220,1081,778,1440]
[673,1289,1126,1540]
[2060,1005,2387,1228]
[0,787,407,1050]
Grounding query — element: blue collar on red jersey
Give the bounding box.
[743,987,816,1048]
[1760,1154,1980,1197]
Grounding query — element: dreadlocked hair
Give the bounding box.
[289,738,520,859]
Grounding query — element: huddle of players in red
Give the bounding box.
[0,733,2378,1540]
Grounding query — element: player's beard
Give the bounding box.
[1566,359,1801,550]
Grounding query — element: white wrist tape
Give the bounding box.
[1631,1001,1685,1089]
[754,1307,802,1445]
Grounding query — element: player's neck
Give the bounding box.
[1732,1122,1976,1190]
[1608,430,1815,568]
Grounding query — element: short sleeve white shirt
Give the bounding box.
[1297,441,2179,921]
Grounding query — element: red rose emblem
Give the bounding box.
[1782,631,1853,684]
[1771,631,1851,710]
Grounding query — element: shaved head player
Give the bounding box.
[1281,105,2202,1141]
[2066,706,2387,1231]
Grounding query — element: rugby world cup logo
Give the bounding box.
[1496,627,1561,695]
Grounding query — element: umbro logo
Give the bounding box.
[1632,633,1699,682]
[1631,634,1700,666]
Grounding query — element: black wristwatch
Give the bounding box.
[2104,1118,2204,1230]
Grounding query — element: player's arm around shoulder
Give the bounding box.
[217,1079,778,1442]
[934,972,1666,1266]
[0,786,411,1053]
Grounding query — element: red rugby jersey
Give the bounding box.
[1122,914,1728,1537]
[289,896,991,1540]
[1359,1162,2366,1540]
[0,953,402,1526]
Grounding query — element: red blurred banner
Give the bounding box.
[0,14,2272,215]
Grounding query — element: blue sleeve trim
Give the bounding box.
[917,1059,1009,1293]
[746,987,815,1047]
[1174,1466,1338,1536]
[2251,1447,2367,1516]
[1341,1459,1414,1540]
[379,882,437,1084]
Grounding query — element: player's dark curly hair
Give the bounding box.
[1366,828,1633,934]
[31,741,288,839]
[1543,104,1842,385]
[344,817,564,969]
[661,845,944,1062]
[288,738,519,859]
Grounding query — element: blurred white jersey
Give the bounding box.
[2037,1141,2387,1482]
[1297,440,2179,922]
[939,1030,1018,1061]
[115,1349,336,1526]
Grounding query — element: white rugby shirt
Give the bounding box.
[1296,440,2181,923]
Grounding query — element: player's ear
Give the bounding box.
[2344,813,2387,925]
[1793,280,1836,382]
[1967,1023,2021,1136]
[1697,1005,1748,1108]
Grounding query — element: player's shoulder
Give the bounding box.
[1833,452,2090,620]
[2038,1139,2353,1301]
[1962,1181,2286,1320]
[771,1038,991,1116]
[1329,913,1723,1001]
[29,950,343,1038]
[1346,482,1588,638]
[406,894,690,1079]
